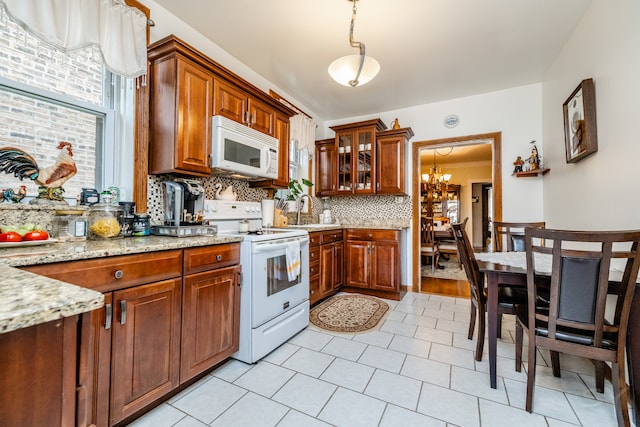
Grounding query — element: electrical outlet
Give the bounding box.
[395,196,404,204]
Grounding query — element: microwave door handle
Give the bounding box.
[265,147,272,173]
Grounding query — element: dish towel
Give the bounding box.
[285,241,301,281]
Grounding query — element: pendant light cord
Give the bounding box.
[348,0,366,87]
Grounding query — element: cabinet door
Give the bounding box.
[336,131,353,193]
[248,97,275,136]
[333,242,344,290]
[315,139,337,196]
[272,111,290,187]
[376,135,404,194]
[345,240,370,288]
[181,265,241,383]
[110,278,182,425]
[77,293,112,427]
[175,59,213,174]
[354,127,375,194]
[319,243,336,297]
[213,78,247,124]
[371,240,399,292]
[0,317,77,427]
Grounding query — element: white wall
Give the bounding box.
[541,0,640,230]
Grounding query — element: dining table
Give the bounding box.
[475,251,640,421]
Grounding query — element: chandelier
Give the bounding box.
[328,0,380,87]
[422,150,452,192]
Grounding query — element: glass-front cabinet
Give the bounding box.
[331,118,386,195]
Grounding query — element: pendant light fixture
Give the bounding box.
[328,0,380,87]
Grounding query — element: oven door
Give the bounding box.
[251,236,309,328]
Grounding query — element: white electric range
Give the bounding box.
[203,200,310,363]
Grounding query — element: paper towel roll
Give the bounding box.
[261,199,275,227]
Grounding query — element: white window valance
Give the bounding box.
[290,114,317,154]
[0,0,147,78]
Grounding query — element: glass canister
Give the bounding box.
[53,209,87,241]
[88,197,123,239]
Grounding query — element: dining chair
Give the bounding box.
[493,221,545,252]
[420,216,440,272]
[437,218,467,269]
[452,221,529,361]
[514,227,640,427]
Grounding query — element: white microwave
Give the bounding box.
[211,115,279,180]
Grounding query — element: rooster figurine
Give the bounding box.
[1,185,27,203]
[0,142,77,201]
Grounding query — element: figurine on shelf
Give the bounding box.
[513,156,524,173]
[1,185,27,203]
[528,141,540,170]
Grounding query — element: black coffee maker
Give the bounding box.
[162,180,205,226]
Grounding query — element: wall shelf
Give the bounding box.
[513,168,550,177]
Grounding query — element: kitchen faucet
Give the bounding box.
[296,194,312,225]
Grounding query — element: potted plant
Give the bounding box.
[280,178,313,212]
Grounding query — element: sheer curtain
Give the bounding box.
[0,0,147,78]
[289,114,316,190]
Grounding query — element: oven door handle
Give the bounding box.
[252,236,309,253]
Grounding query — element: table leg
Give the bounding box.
[486,272,499,389]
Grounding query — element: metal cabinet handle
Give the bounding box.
[114,269,124,279]
[104,303,112,330]
[120,300,127,325]
[216,254,223,261]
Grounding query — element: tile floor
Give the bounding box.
[129,291,623,427]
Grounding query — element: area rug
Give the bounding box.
[421,258,468,281]
[310,294,390,334]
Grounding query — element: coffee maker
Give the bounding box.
[162,179,205,226]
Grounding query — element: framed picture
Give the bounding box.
[563,78,598,163]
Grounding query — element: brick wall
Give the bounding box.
[0,13,103,202]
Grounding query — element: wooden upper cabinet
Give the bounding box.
[147,35,294,186]
[213,79,274,136]
[315,138,337,197]
[148,53,213,176]
[251,111,290,189]
[376,128,414,195]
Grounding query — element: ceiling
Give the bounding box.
[151,0,592,121]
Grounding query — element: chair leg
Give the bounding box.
[496,313,503,339]
[468,303,476,340]
[611,360,631,427]
[515,321,523,372]
[526,338,537,413]
[550,351,561,378]
[595,360,605,393]
[475,307,485,362]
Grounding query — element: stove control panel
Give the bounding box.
[203,200,262,220]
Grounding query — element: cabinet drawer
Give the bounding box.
[21,250,183,293]
[321,230,343,244]
[184,243,240,275]
[309,246,320,263]
[309,232,321,247]
[309,260,320,278]
[346,229,399,241]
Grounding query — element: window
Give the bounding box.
[0,13,134,203]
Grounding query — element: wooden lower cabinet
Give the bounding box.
[109,278,182,425]
[344,229,402,300]
[310,230,343,305]
[0,316,78,427]
[181,265,241,382]
[20,243,241,427]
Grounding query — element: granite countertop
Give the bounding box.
[0,235,244,334]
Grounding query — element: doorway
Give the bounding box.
[411,132,503,293]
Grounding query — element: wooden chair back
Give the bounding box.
[420,216,437,247]
[522,227,640,426]
[493,221,545,252]
[452,221,484,306]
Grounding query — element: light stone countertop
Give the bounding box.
[0,235,244,334]
[286,219,410,232]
